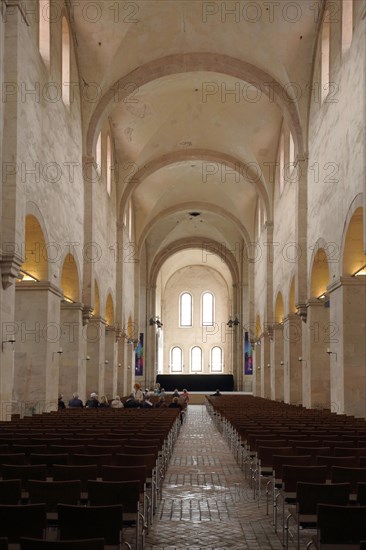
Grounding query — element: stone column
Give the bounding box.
[13,281,63,415]
[253,342,261,396]
[59,302,85,404]
[302,299,331,409]
[271,324,284,401]
[86,316,106,396]
[328,277,366,417]
[260,334,271,399]
[0,283,17,420]
[283,313,302,405]
[104,326,117,400]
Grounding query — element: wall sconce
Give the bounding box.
[2,338,16,351]
[267,363,271,368]
[52,348,63,360]
[257,365,261,370]
[149,316,163,328]
[326,348,337,360]
[317,292,330,307]
[352,264,366,276]
[227,315,240,328]
[17,269,39,282]
[298,357,307,363]
[104,360,109,365]
[118,363,122,368]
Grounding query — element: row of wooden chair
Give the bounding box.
[206,395,366,548]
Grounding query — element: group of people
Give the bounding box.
[57,384,191,414]
[58,393,124,410]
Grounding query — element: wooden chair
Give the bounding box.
[20,537,105,549]
[0,504,47,542]
[58,504,131,549]
[0,479,22,504]
[306,504,366,548]
[285,482,350,549]
[278,465,327,541]
[87,480,144,549]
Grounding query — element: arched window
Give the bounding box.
[95,132,101,176]
[211,346,223,372]
[321,11,330,103]
[180,292,192,326]
[191,346,202,372]
[289,132,295,167]
[39,0,50,69]
[106,135,112,196]
[170,347,183,372]
[61,17,70,106]
[342,0,353,55]
[279,131,285,194]
[257,200,262,238]
[202,291,214,326]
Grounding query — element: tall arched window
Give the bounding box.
[202,291,214,326]
[61,17,70,106]
[342,0,353,55]
[39,0,50,69]
[106,135,112,196]
[170,347,183,372]
[279,131,285,194]
[321,11,330,103]
[289,132,295,166]
[211,346,223,372]
[191,346,202,372]
[180,292,192,326]
[95,132,102,176]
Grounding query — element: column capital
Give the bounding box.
[15,280,64,298]
[82,305,94,325]
[1,252,23,290]
[61,301,84,312]
[327,275,366,293]
[295,302,307,322]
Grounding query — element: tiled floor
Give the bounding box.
[143,404,302,550]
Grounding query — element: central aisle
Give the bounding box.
[145,404,284,550]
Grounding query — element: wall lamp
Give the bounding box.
[227,316,240,328]
[298,356,307,363]
[326,348,337,360]
[2,338,16,351]
[17,269,39,282]
[317,292,330,307]
[149,316,163,328]
[52,348,63,360]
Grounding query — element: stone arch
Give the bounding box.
[274,291,284,323]
[93,279,101,317]
[86,53,304,159]
[60,253,80,302]
[341,197,365,276]
[105,293,115,326]
[137,201,252,253]
[22,214,49,281]
[119,150,271,223]
[309,241,331,298]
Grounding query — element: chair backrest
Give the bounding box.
[296,446,331,458]
[316,455,359,477]
[282,465,327,493]
[0,504,47,542]
[58,504,123,544]
[28,480,81,512]
[296,482,350,515]
[0,480,22,504]
[2,465,47,489]
[52,465,98,491]
[20,537,105,549]
[101,465,146,492]
[316,504,366,544]
[113,453,156,474]
[357,482,366,505]
[272,454,313,481]
[0,537,7,550]
[258,447,294,468]
[331,467,366,493]
[87,480,140,513]
[334,447,366,458]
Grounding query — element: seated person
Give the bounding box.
[85,392,99,408]
[111,395,124,408]
[155,395,167,408]
[58,394,66,410]
[99,395,110,408]
[68,392,84,408]
[124,393,139,408]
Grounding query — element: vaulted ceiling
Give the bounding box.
[71,0,319,277]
